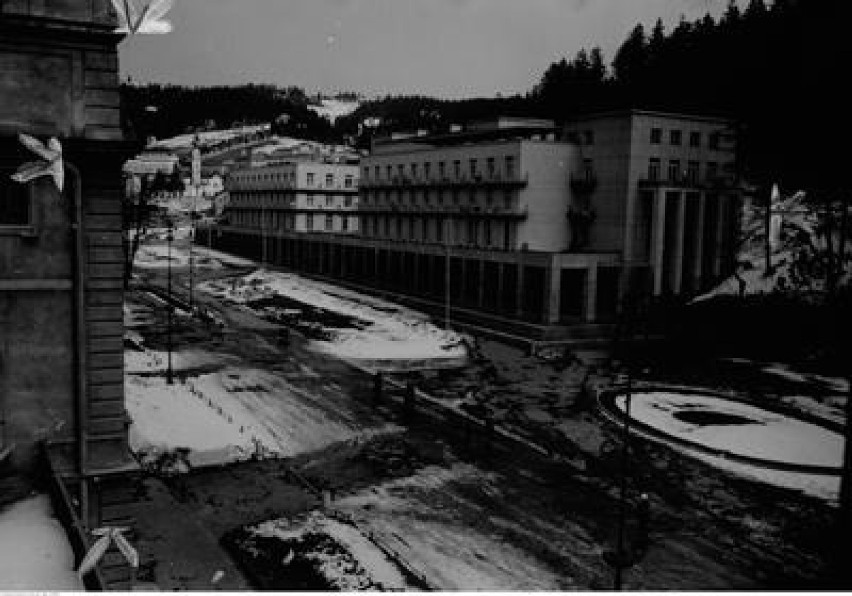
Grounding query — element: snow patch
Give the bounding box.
[0,495,84,591]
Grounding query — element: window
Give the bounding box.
[342,216,349,232]
[583,130,595,145]
[325,215,333,231]
[386,165,392,179]
[307,194,315,207]
[670,130,682,146]
[484,221,492,247]
[325,173,334,187]
[0,177,31,227]
[375,165,380,180]
[503,190,513,210]
[326,195,333,207]
[468,219,478,245]
[438,161,446,179]
[363,167,369,180]
[648,158,661,181]
[397,164,404,179]
[344,196,352,207]
[306,172,315,186]
[345,175,353,189]
[408,217,415,239]
[307,213,314,231]
[396,217,402,238]
[384,217,390,237]
[687,161,700,184]
[706,161,718,181]
[453,160,461,178]
[689,131,701,148]
[668,159,681,182]
[650,128,662,144]
[469,159,478,177]
[505,156,515,178]
[486,158,496,177]
[708,133,720,150]
[424,163,431,179]
[410,163,418,179]
[485,189,493,206]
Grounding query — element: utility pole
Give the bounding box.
[445,217,451,330]
[613,372,633,591]
[166,221,174,385]
[189,141,201,309]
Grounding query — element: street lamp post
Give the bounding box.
[613,372,633,590]
[444,217,451,330]
[166,222,174,385]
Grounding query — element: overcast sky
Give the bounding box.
[120,0,732,99]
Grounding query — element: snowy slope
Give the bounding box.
[308,99,360,123]
[697,190,850,300]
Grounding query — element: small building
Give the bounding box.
[1,1,137,587]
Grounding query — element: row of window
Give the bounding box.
[231,192,356,209]
[226,210,516,250]
[363,155,516,182]
[229,210,357,233]
[650,127,723,150]
[647,158,734,184]
[233,171,355,189]
[361,216,516,250]
[361,188,516,210]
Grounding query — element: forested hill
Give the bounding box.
[121,0,845,191]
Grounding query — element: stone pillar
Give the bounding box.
[477,259,486,308]
[713,195,728,277]
[651,191,667,296]
[515,259,525,318]
[497,261,506,313]
[585,265,599,323]
[672,193,687,295]
[693,193,707,291]
[544,257,562,325]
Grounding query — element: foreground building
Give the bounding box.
[1,1,136,587]
[208,113,741,338]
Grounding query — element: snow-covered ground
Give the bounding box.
[134,242,255,271]
[333,464,571,591]
[0,495,84,591]
[247,512,411,590]
[614,391,843,501]
[200,269,468,370]
[125,347,401,468]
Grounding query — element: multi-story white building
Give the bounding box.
[223,160,360,243]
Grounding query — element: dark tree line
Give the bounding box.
[121,83,340,148]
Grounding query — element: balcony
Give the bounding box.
[358,172,529,190]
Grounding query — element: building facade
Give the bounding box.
[223,160,360,241]
[564,110,741,297]
[207,113,741,337]
[1,1,137,587]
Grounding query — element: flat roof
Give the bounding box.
[567,108,736,125]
